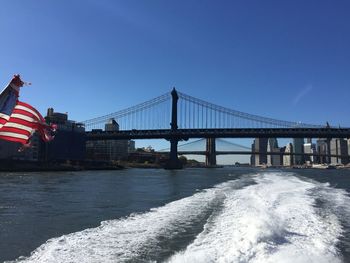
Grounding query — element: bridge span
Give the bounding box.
[83,89,350,169]
[86,128,350,141]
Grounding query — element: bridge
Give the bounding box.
[83,89,350,169]
[155,138,350,166]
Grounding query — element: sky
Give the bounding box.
[1,0,350,161]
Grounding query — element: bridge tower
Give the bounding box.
[165,88,183,169]
[205,137,217,166]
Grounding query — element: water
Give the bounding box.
[0,168,350,262]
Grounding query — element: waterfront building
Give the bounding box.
[283,143,293,167]
[251,138,268,166]
[293,138,304,165]
[86,118,128,161]
[0,108,85,162]
[0,132,40,161]
[44,108,86,161]
[330,138,349,165]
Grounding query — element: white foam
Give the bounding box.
[167,173,348,263]
[9,180,231,263]
[10,172,350,263]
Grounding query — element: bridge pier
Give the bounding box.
[165,138,182,169]
[205,137,217,167]
[165,88,183,169]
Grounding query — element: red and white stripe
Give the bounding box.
[0,101,53,144]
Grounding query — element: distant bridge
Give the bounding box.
[82,89,350,168]
[156,138,348,164]
[175,151,348,158]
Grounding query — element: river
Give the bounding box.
[0,168,350,262]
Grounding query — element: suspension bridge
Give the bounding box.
[82,89,350,169]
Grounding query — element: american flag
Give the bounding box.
[0,75,55,145]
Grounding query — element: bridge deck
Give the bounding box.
[86,128,350,140]
[173,151,348,158]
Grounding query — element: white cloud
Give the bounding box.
[293,84,313,105]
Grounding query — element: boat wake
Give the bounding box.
[10,172,350,263]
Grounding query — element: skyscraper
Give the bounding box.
[267,138,281,166]
[251,138,268,166]
[283,143,293,166]
[303,139,316,164]
[316,139,331,164]
[330,138,349,165]
[250,141,255,166]
[293,138,305,165]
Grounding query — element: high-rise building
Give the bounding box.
[293,138,304,165]
[268,138,278,149]
[251,138,268,166]
[250,141,255,166]
[316,139,330,164]
[330,138,349,165]
[303,139,317,164]
[267,138,281,166]
[341,139,349,164]
[283,143,293,166]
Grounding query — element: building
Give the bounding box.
[283,143,294,166]
[293,138,304,165]
[303,139,317,164]
[330,138,349,165]
[250,141,255,166]
[267,138,281,166]
[0,133,40,161]
[0,108,85,162]
[316,139,330,164]
[44,108,86,161]
[86,118,128,161]
[340,139,349,164]
[105,118,119,131]
[251,138,268,166]
[128,140,136,153]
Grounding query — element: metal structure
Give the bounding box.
[82,89,350,168]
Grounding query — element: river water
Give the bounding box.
[0,168,350,262]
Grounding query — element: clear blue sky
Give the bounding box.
[1,0,350,156]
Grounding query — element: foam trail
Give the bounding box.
[8,173,350,263]
[8,179,241,263]
[167,173,349,263]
